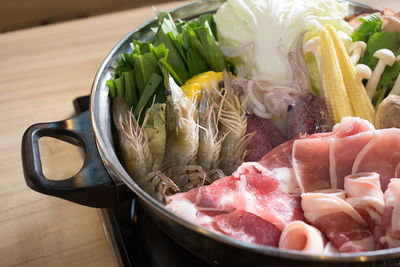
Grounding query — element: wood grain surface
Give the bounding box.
[0,0,399,266]
[0,1,189,266]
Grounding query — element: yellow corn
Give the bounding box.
[181,71,223,100]
[326,25,375,124]
[319,26,354,124]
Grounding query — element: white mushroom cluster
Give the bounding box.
[365,49,396,99]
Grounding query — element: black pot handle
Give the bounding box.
[21,111,118,208]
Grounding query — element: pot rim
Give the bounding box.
[90,0,400,262]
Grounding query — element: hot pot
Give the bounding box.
[21,0,400,266]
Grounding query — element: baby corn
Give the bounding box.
[326,25,375,124]
[319,26,354,124]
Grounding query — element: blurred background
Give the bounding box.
[0,0,174,32]
[2,0,400,33]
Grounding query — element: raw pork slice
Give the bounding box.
[302,191,375,252]
[344,172,385,242]
[195,162,305,231]
[292,117,375,193]
[292,137,331,192]
[329,132,374,189]
[352,129,400,191]
[214,210,281,246]
[380,178,400,248]
[279,220,325,253]
[259,139,300,194]
[167,192,281,246]
[166,162,304,246]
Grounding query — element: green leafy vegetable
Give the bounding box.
[107,10,230,124]
[360,32,400,68]
[353,13,400,107]
[351,13,382,42]
[122,71,138,107]
[134,73,163,117]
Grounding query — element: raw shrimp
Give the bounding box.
[217,72,254,175]
[163,76,199,188]
[112,97,153,181]
[112,97,178,201]
[197,89,225,172]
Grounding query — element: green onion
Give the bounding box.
[106,79,117,98]
[114,76,125,98]
[134,73,163,117]
[123,71,138,108]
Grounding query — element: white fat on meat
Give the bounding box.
[301,192,366,226]
[271,167,299,195]
[167,193,214,228]
[301,191,375,252]
[323,242,339,254]
[386,179,400,233]
[344,172,385,228]
[332,116,375,136]
[313,189,346,199]
[340,236,376,252]
[279,221,325,253]
[236,161,300,195]
[380,178,400,248]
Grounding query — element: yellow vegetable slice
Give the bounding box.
[181,71,223,100]
[319,26,354,124]
[326,25,375,124]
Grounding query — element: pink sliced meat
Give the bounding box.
[344,172,385,242]
[167,187,217,229]
[167,116,400,249]
[352,129,400,191]
[214,210,281,246]
[196,162,305,231]
[279,220,325,253]
[293,137,331,192]
[380,178,400,248]
[329,132,374,189]
[292,117,375,193]
[167,161,304,246]
[302,191,375,252]
[258,139,300,194]
[259,139,295,169]
[331,116,375,138]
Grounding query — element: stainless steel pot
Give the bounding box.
[21,1,400,266]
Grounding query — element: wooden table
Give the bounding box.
[1,0,399,266]
[0,1,189,266]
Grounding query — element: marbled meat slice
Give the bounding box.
[380,178,400,248]
[166,161,304,246]
[344,172,385,243]
[214,209,281,246]
[302,192,375,252]
[195,162,305,231]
